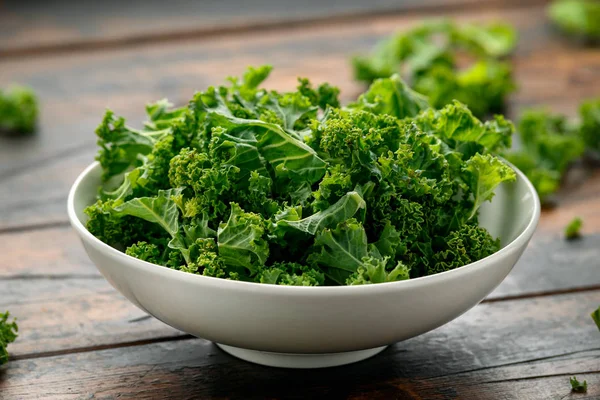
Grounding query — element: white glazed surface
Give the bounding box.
[68,162,540,355]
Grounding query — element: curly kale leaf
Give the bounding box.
[463,153,516,219]
[217,203,269,273]
[346,257,410,285]
[255,262,325,286]
[352,21,517,117]
[580,98,600,152]
[276,191,366,235]
[450,22,517,57]
[95,110,172,181]
[569,376,588,393]
[0,85,38,134]
[549,0,600,39]
[348,74,430,120]
[308,218,370,284]
[429,224,500,275]
[503,109,584,203]
[592,306,600,331]
[0,311,18,366]
[112,188,183,237]
[565,217,583,240]
[415,101,513,155]
[206,113,327,184]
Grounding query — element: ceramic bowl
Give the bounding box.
[68,161,540,368]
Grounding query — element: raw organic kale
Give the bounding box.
[592,306,600,331]
[548,0,600,40]
[503,98,600,205]
[0,85,38,134]
[565,217,583,240]
[352,21,517,117]
[503,109,585,204]
[86,66,515,285]
[570,376,588,393]
[0,311,18,366]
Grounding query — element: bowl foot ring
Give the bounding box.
[215,343,388,368]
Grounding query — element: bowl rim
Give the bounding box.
[68,161,540,295]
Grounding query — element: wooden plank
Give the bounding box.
[0,291,598,399]
[0,0,541,56]
[0,277,182,357]
[1,4,600,230]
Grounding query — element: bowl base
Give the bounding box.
[215,343,388,368]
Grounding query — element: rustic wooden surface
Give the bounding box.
[1,0,599,399]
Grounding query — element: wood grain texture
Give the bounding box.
[1,290,599,399]
[0,0,544,56]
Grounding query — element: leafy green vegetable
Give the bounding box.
[565,217,583,240]
[86,67,513,285]
[570,376,588,393]
[503,109,585,204]
[352,21,517,117]
[548,0,600,40]
[0,85,38,134]
[592,306,600,331]
[0,311,18,366]
[580,98,600,152]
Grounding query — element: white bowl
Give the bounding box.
[68,162,540,368]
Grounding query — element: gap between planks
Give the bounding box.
[0,0,548,59]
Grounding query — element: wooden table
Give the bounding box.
[1,0,599,398]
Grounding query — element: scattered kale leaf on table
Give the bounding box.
[352,20,517,118]
[0,311,18,366]
[570,376,588,393]
[548,0,600,40]
[0,85,38,134]
[85,66,516,286]
[564,216,583,240]
[502,98,600,205]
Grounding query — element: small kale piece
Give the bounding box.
[579,98,600,152]
[549,0,600,40]
[0,85,38,134]
[570,376,588,393]
[565,217,583,240]
[592,306,600,331]
[0,311,18,366]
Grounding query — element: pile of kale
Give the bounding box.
[85,66,515,286]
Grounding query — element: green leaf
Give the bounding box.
[451,23,517,57]
[0,85,38,134]
[346,257,410,285]
[259,91,317,131]
[348,74,430,119]
[278,192,366,235]
[549,0,600,39]
[0,311,18,366]
[113,188,183,237]
[434,101,513,153]
[217,203,269,273]
[564,217,583,240]
[208,114,327,184]
[95,110,172,180]
[373,221,401,258]
[591,306,600,331]
[309,218,369,282]
[463,154,516,219]
[570,376,588,393]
